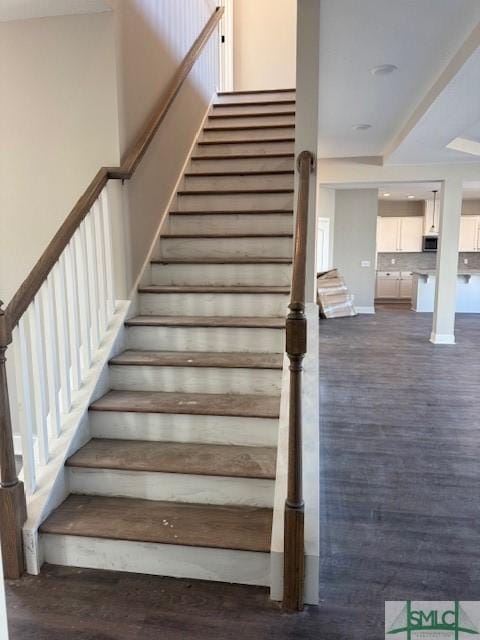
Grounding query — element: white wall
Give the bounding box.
[0,12,120,305]
[333,190,378,311]
[109,0,218,290]
[233,0,296,91]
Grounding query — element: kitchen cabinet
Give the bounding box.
[376,271,413,299]
[377,218,399,252]
[377,217,423,253]
[399,272,413,298]
[376,271,400,298]
[459,216,480,252]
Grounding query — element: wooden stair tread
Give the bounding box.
[151,257,292,264]
[184,170,294,177]
[191,153,295,160]
[217,88,295,96]
[208,111,295,119]
[163,232,293,238]
[110,350,283,369]
[203,124,294,131]
[40,495,272,552]
[67,439,276,480]
[177,189,294,195]
[138,285,290,294]
[125,315,285,329]
[198,138,295,145]
[90,390,280,418]
[169,210,293,216]
[212,100,295,108]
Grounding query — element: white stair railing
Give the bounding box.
[11,187,116,496]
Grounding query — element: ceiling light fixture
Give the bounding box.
[353,124,372,131]
[407,195,415,199]
[383,193,391,197]
[370,64,398,76]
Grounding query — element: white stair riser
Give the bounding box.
[109,364,281,395]
[139,292,289,317]
[195,141,294,156]
[201,127,294,142]
[212,103,295,116]
[159,236,292,259]
[189,157,294,172]
[175,192,293,211]
[151,262,291,286]
[68,468,274,508]
[207,115,295,127]
[89,411,279,447]
[167,213,293,235]
[41,535,270,585]
[183,174,293,190]
[215,91,295,104]
[127,325,284,353]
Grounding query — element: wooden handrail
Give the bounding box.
[0,6,223,580]
[283,150,315,611]
[5,6,224,331]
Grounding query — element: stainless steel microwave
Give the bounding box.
[422,235,438,252]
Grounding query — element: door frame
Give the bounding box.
[217,0,234,91]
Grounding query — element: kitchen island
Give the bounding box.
[412,270,480,312]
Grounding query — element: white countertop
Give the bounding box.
[412,270,480,276]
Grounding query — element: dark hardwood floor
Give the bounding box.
[5,308,480,639]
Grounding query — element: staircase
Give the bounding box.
[38,89,296,586]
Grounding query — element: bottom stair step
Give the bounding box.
[40,495,272,585]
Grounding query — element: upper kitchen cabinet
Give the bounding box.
[459,216,480,252]
[377,217,399,252]
[377,216,423,252]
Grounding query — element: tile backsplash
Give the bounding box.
[377,252,480,271]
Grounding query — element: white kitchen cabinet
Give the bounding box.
[399,218,424,252]
[376,271,400,298]
[459,216,480,252]
[377,218,399,252]
[399,272,413,298]
[376,271,413,299]
[377,217,423,253]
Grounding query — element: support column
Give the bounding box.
[294,0,321,303]
[430,178,463,345]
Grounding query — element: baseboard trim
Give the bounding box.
[430,332,455,345]
[356,306,375,314]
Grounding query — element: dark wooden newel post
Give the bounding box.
[284,301,307,610]
[0,302,26,578]
[283,150,315,611]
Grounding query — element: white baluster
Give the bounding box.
[93,201,107,334]
[13,323,36,495]
[64,243,82,391]
[53,259,72,413]
[100,188,116,318]
[26,303,49,466]
[75,227,92,371]
[40,278,61,438]
[85,212,100,352]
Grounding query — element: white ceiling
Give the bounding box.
[378,182,441,201]
[330,181,480,200]
[318,0,480,162]
[0,0,110,22]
